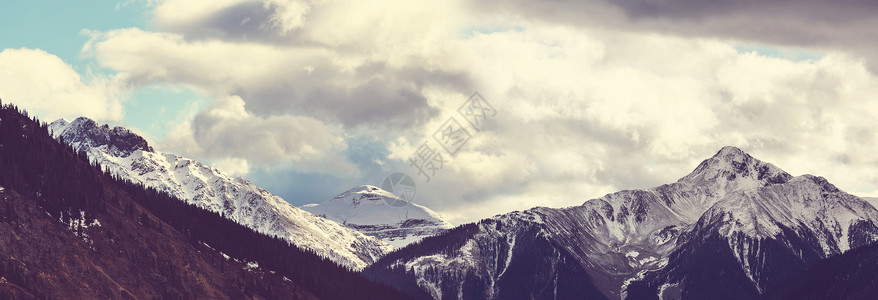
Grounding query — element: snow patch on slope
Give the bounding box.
[49,118,392,269]
[703,175,878,253]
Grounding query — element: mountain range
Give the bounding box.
[3,101,877,299]
[364,146,878,299]
[0,104,407,299]
[48,117,392,270]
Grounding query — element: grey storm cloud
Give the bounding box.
[154,1,472,129]
[84,0,478,182]
[242,78,437,129]
[86,29,469,131]
[155,0,306,45]
[91,0,477,132]
[610,0,878,21]
[190,97,337,163]
[239,63,470,129]
[179,95,360,176]
[176,1,276,40]
[471,0,878,70]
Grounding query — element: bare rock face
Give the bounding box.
[50,117,153,157]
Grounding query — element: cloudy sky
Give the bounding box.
[2,0,878,224]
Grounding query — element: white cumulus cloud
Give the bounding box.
[0,48,125,122]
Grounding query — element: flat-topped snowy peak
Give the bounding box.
[311,185,449,226]
[303,185,453,248]
[48,117,392,270]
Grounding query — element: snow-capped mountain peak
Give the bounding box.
[572,147,793,250]
[328,185,406,209]
[630,174,878,296]
[366,146,878,299]
[302,185,453,248]
[680,146,791,186]
[48,117,392,269]
[50,118,153,157]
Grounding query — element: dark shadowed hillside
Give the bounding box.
[760,242,878,300]
[0,101,410,299]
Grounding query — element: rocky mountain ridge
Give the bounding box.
[365,146,878,299]
[49,117,392,270]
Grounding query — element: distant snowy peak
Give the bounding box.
[48,117,392,270]
[320,185,449,226]
[303,185,453,248]
[328,185,406,212]
[50,117,153,157]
